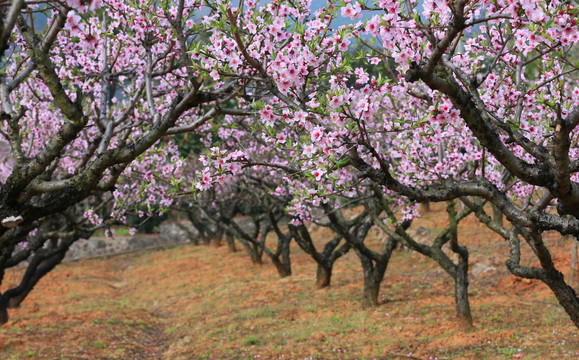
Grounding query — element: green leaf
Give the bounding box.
[413,12,420,24]
[543,17,555,29]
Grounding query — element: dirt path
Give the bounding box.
[0,248,186,359]
[101,254,183,359]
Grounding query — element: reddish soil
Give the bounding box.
[0,203,578,359]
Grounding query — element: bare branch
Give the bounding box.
[0,0,24,55]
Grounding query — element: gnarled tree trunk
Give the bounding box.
[454,249,472,330]
[448,200,473,330]
[316,263,333,288]
[272,257,291,277]
[291,224,351,289]
[492,204,503,228]
[226,231,237,253]
[5,238,72,309]
[357,237,396,308]
[569,237,578,287]
[543,269,579,328]
[0,294,8,325]
[360,258,387,308]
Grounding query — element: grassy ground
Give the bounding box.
[0,204,578,359]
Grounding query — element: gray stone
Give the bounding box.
[61,221,195,262]
[159,221,197,244]
[471,262,496,277]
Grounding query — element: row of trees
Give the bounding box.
[176,120,486,329]
[189,0,579,328]
[0,0,578,331]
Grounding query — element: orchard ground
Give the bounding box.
[0,203,578,359]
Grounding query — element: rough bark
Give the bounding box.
[325,205,389,308]
[359,255,387,308]
[356,236,397,308]
[291,223,351,288]
[492,204,504,228]
[526,230,579,328]
[271,236,292,277]
[454,249,473,330]
[247,247,264,265]
[0,294,8,325]
[265,211,293,278]
[226,231,237,253]
[543,268,579,328]
[316,263,333,288]
[6,243,69,309]
[448,200,473,330]
[373,191,474,327]
[272,256,291,277]
[570,237,578,287]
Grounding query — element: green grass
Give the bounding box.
[91,340,107,349]
[4,225,579,360]
[92,227,132,237]
[243,335,260,346]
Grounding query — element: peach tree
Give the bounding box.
[193,0,579,327]
[0,0,254,324]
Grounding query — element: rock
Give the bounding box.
[159,221,197,244]
[63,222,195,261]
[471,262,496,277]
[406,226,432,244]
[415,226,431,236]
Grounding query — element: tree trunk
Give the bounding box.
[226,232,237,253]
[447,200,473,330]
[5,244,70,309]
[250,250,263,265]
[211,235,222,247]
[8,290,29,309]
[543,268,579,328]
[0,294,8,325]
[570,238,578,287]
[271,257,291,277]
[362,280,380,308]
[528,231,579,328]
[361,260,387,308]
[454,251,473,330]
[316,263,332,288]
[209,227,224,247]
[246,241,264,265]
[271,239,292,278]
[492,204,503,228]
[236,238,263,264]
